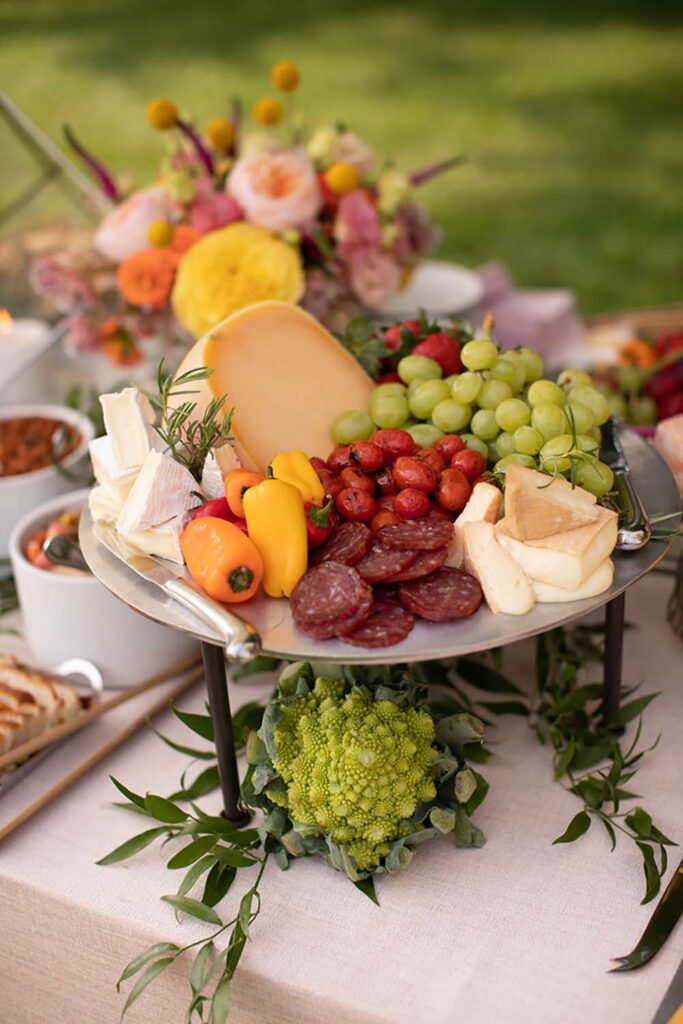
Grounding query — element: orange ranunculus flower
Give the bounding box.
[117,248,177,309]
[170,224,201,255]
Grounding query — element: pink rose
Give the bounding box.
[30,254,98,313]
[189,178,243,234]
[349,251,401,309]
[94,186,176,263]
[330,130,376,175]
[334,189,381,261]
[226,148,322,233]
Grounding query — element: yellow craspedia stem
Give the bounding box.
[148,219,175,248]
[324,161,360,195]
[171,223,305,337]
[206,117,234,151]
[271,61,300,92]
[253,97,284,126]
[146,98,178,131]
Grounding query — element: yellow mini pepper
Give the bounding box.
[270,450,324,505]
[242,478,308,598]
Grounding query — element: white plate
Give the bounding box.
[377,260,483,320]
[79,430,680,666]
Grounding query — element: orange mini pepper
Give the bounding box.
[180,517,263,604]
[224,469,265,518]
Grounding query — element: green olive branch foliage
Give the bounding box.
[148,361,234,484]
[101,624,673,1021]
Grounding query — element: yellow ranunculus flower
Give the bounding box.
[171,223,304,337]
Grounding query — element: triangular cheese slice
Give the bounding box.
[504,464,598,541]
[445,482,502,568]
[462,520,535,615]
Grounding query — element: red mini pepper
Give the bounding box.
[303,499,336,548]
[191,497,248,533]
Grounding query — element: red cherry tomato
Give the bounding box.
[433,435,466,462]
[451,448,487,483]
[340,467,376,494]
[377,494,397,511]
[350,441,385,473]
[436,468,471,512]
[392,456,438,493]
[371,429,416,461]
[375,466,399,495]
[370,508,401,534]
[383,319,421,352]
[429,504,455,521]
[317,468,343,499]
[414,447,446,475]
[335,487,376,522]
[327,445,355,473]
[394,487,431,519]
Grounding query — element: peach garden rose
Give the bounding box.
[226,148,322,233]
[94,186,176,263]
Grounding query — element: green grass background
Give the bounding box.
[1,0,682,313]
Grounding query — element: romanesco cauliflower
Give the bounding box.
[270,678,438,870]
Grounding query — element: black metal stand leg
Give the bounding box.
[201,641,251,826]
[602,592,626,728]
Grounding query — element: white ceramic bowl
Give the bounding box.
[0,403,95,558]
[9,489,199,688]
[377,260,484,321]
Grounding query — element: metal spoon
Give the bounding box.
[42,534,91,574]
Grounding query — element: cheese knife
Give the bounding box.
[92,522,261,661]
[600,417,651,551]
[610,856,683,972]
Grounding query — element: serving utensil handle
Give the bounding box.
[613,466,651,550]
[164,577,261,661]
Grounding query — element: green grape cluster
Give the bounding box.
[331,331,615,496]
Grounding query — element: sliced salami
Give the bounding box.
[354,542,418,583]
[398,567,483,622]
[291,563,373,640]
[341,599,415,648]
[376,517,453,552]
[384,546,448,582]
[311,522,372,567]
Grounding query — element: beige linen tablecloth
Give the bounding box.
[1,570,681,1024]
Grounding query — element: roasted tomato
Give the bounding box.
[414,447,446,475]
[451,448,487,483]
[436,468,471,512]
[335,487,376,522]
[392,456,438,493]
[394,487,431,519]
[340,467,376,494]
[350,441,385,473]
[370,508,401,534]
[370,429,416,461]
[433,435,466,462]
[375,465,399,495]
[327,444,355,473]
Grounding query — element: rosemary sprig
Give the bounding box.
[148,361,234,484]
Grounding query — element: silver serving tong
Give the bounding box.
[600,417,651,551]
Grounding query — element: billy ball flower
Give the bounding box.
[147,219,175,248]
[324,161,360,195]
[146,98,178,131]
[271,61,300,92]
[253,97,284,126]
[206,117,234,152]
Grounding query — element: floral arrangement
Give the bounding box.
[32,61,458,363]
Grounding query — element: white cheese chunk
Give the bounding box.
[89,436,137,502]
[445,482,503,568]
[118,515,186,564]
[117,450,198,534]
[496,506,617,591]
[532,559,614,603]
[100,387,161,471]
[201,453,225,500]
[504,464,598,541]
[462,520,535,615]
[88,484,121,524]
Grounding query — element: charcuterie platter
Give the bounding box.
[79,426,679,664]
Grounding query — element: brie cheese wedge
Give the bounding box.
[462,520,535,615]
[532,559,614,603]
[118,515,186,564]
[99,387,161,471]
[89,436,137,502]
[445,482,502,568]
[117,450,198,534]
[88,484,121,524]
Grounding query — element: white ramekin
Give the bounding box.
[9,489,199,688]
[0,403,96,558]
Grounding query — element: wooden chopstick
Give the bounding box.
[0,663,204,842]
[0,653,203,772]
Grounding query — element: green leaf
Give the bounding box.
[172,706,214,741]
[96,826,168,866]
[554,737,576,780]
[190,941,214,996]
[649,824,677,847]
[477,700,529,716]
[599,816,617,852]
[144,794,189,824]
[211,975,232,1024]
[464,770,489,815]
[238,890,254,938]
[625,807,652,839]
[168,765,220,803]
[177,855,217,898]
[637,841,662,904]
[167,835,218,870]
[224,922,248,978]
[570,742,613,772]
[233,658,280,682]
[110,776,147,809]
[203,863,236,907]
[117,942,179,988]
[353,876,380,905]
[553,810,591,844]
[457,658,524,695]
[429,807,456,834]
[160,894,223,926]
[212,846,258,868]
[454,769,477,805]
[149,725,216,760]
[121,956,174,1016]
[435,713,485,748]
[613,694,659,728]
